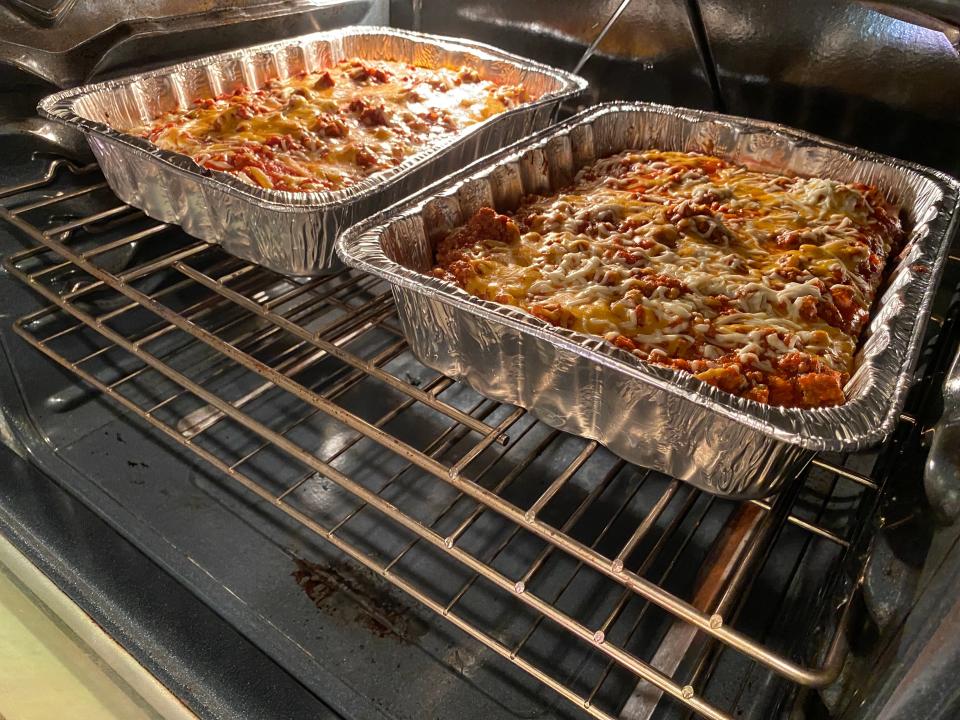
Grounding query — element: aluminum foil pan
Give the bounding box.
[36,26,587,276]
[337,102,960,499]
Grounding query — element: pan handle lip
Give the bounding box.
[924,344,960,524]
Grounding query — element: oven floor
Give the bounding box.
[0,141,591,720]
[0,329,593,720]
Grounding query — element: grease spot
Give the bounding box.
[292,558,427,643]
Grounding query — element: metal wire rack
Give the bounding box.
[1,158,922,720]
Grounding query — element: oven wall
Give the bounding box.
[697,0,960,176]
[392,0,960,175]
[388,0,717,109]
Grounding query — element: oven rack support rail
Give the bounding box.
[0,159,933,720]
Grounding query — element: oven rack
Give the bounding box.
[1,159,911,720]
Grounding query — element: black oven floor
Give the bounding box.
[0,363,593,720]
[0,443,340,720]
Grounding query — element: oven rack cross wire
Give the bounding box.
[1,158,928,720]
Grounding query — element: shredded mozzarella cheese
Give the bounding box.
[432,149,902,408]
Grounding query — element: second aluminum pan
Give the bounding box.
[37,26,587,276]
[337,102,960,499]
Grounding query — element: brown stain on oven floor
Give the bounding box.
[292,558,427,643]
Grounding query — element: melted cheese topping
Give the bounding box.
[135,58,526,193]
[432,150,902,408]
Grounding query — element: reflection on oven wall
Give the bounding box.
[389,0,716,109]
[394,0,960,177]
[698,0,960,176]
[0,0,388,127]
[0,0,389,162]
[86,1,389,83]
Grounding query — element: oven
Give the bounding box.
[1,2,959,719]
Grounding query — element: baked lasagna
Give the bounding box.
[432,150,902,408]
[135,58,526,193]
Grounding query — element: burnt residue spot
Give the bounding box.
[292,558,426,642]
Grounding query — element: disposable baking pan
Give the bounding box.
[337,102,960,498]
[37,26,587,276]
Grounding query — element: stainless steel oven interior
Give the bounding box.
[1,2,959,720]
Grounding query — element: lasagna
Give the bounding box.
[135,58,526,193]
[432,150,902,408]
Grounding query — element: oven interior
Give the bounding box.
[1,2,960,720]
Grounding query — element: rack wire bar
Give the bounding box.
[9,180,110,215]
[683,460,860,710]
[618,503,767,720]
[4,208,859,686]
[12,320,631,720]
[0,159,97,200]
[1,159,902,720]
[172,260,506,442]
[11,297,732,720]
